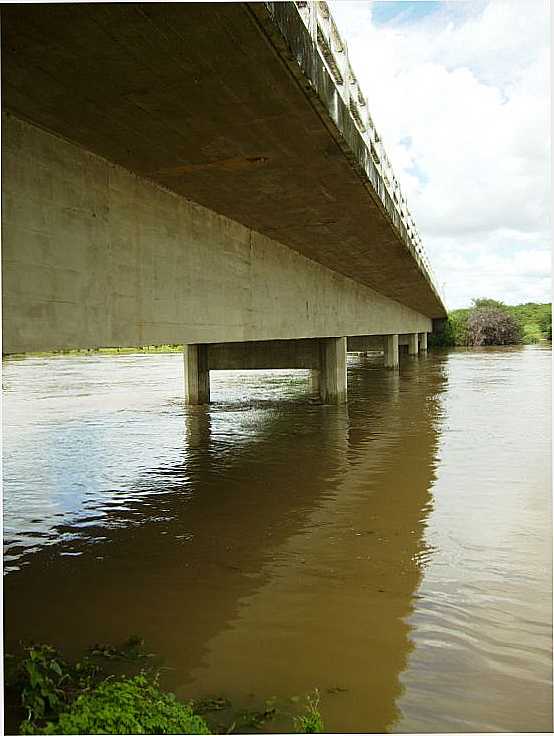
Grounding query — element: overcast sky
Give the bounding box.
[328,0,551,309]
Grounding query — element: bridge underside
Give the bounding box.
[2,2,445,319]
[2,3,442,404]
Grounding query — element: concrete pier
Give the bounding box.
[310,369,321,395]
[384,335,400,370]
[184,337,347,405]
[419,332,428,351]
[184,345,210,405]
[319,337,348,405]
[408,333,420,356]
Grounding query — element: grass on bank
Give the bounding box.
[5,642,325,735]
[4,344,185,360]
[431,299,552,347]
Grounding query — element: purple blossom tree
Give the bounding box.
[466,308,522,346]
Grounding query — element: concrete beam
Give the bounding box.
[384,335,399,370]
[348,335,417,353]
[2,115,433,354]
[207,340,318,371]
[408,333,419,356]
[347,335,384,352]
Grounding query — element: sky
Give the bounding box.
[328,0,551,309]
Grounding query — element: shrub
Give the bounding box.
[466,308,522,346]
[429,311,469,347]
[11,645,210,735]
[522,322,543,344]
[29,675,211,735]
[539,305,552,340]
[9,643,324,735]
[8,644,99,728]
[449,311,470,345]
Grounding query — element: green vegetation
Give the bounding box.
[511,302,552,342]
[4,344,184,360]
[27,676,211,736]
[6,643,324,735]
[431,299,551,347]
[293,690,324,734]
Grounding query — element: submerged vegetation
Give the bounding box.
[5,642,324,735]
[431,299,551,347]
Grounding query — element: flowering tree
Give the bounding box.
[466,307,522,346]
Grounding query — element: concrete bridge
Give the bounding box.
[1,1,447,403]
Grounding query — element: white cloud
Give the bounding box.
[329,0,551,309]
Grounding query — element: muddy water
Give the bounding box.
[3,346,552,732]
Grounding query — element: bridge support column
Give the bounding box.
[309,368,320,395]
[419,332,428,352]
[184,344,210,404]
[318,337,347,404]
[408,333,419,356]
[383,334,399,369]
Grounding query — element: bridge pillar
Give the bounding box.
[184,344,210,404]
[318,337,347,404]
[408,333,419,356]
[383,334,399,369]
[419,332,428,351]
[309,369,320,395]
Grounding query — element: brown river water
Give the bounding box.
[2,345,552,732]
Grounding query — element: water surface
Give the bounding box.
[3,346,552,732]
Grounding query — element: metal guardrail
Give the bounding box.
[292,0,443,302]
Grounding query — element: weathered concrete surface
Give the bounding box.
[319,337,347,404]
[207,339,320,371]
[346,334,422,352]
[184,344,210,404]
[2,116,432,354]
[1,1,446,327]
[408,333,419,356]
[384,335,400,370]
[347,335,385,352]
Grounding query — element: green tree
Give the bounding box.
[471,298,507,310]
[539,304,552,340]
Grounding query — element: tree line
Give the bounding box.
[431,299,552,347]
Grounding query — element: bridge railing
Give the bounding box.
[292,0,442,301]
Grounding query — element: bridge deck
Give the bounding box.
[2,2,445,319]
